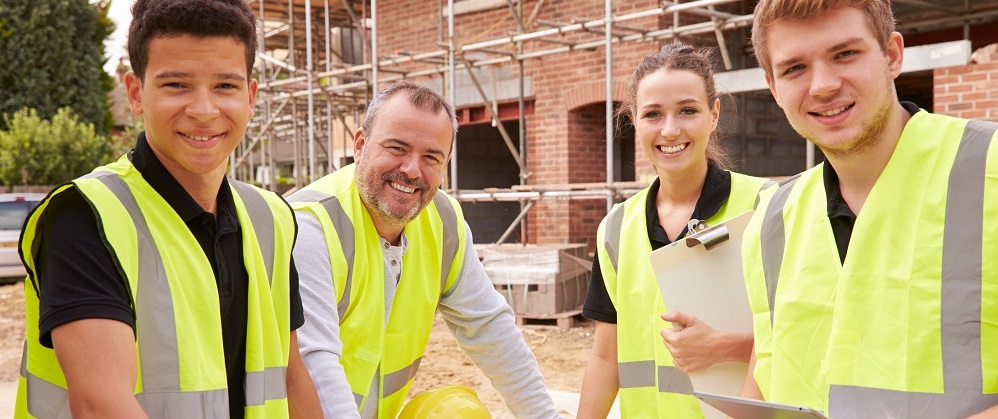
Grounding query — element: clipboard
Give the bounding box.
[649,210,755,419]
[695,392,828,419]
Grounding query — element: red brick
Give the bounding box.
[959,110,987,119]
[961,72,988,83]
[376,0,662,245]
[934,75,959,85]
[961,92,988,102]
[945,65,975,75]
[947,84,973,93]
[935,94,959,104]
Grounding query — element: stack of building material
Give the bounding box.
[476,243,590,326]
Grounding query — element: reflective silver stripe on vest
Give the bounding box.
[319,195,356,319]
[754,180,778,209]
[825,120,998,418]
[98,175,233,417]
[292,190,461,314]
[658,365,695,394]
[19,341,26,378]
[245,366,288,406]
[433,194,459,293]
[22,341,72,419]
[95,174,184,393]
[604,205,626,273]
[25,368,72,419]
[383,357,423,397]
[289,189,357,319]
[618,361,694,394]
[135,390,229,418]
[23,173,261,418]
[759,175,799,326]
[80,170,108,180]
[941,119,996,397]
[618,360,656,388]
[230,181,276,286]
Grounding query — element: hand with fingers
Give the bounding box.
[660,311,753,373]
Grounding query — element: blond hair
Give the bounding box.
[751,0,895,77]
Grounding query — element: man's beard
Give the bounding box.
[809,79,894,159]
[356,164,433,227]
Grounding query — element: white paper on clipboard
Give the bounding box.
[649,210,755,419]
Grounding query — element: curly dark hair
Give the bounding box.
[127,0,257,80]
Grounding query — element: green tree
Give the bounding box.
[0,0,115,134]
[110,118,143,161]
[0,107,109,186]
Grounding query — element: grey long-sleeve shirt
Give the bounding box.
[294,211,560,419]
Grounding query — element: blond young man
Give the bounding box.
[741,0,998,417]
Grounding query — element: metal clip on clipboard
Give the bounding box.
[684,219,730,251]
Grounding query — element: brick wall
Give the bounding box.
[377,0,671,250]
[933,59,998,121]
[565,103,608,250]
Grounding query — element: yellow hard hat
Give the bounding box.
[398,385,492,419]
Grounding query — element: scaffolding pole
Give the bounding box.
[448,0,458,190]
[258,0,745,91]
[370,0,378,95]
[243,0,757,198]
[605,0,614,213]
[240,0,998,231]
[305,0,316,183]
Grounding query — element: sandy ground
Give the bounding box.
[0,282,616,418]
[409,317,606,418]
[1,282,25,418]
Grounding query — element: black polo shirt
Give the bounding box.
[582,162,731,324]
[32,132,304,418]
[823,101,921,263]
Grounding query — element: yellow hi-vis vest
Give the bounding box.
[743,111,998,418]
[15,155,294,419]
[287,163,466,418]
[595,171,771,418]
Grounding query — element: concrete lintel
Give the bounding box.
[713,40,972,94]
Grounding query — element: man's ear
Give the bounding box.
[247,78,258,118]
[353,128,366,162]
[123,72,144,115]
[886,31,905,80]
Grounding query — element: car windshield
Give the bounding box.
[0,200,38,230]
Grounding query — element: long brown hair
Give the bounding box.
[620,40,732,169]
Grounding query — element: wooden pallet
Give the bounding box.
[515,309,585,329]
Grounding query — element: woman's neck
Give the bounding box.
[655,160,709,207]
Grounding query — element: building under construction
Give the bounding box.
[235,0,998,251]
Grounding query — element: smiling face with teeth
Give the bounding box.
[354,93,453,242]
[124,35,257,194]
[635,68,719,180]
[764,7,905,158]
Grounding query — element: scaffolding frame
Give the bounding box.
[240,0,998,243]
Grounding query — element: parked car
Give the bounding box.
[0,193,46,280]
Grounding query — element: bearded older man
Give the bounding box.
[287,81,560,419]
